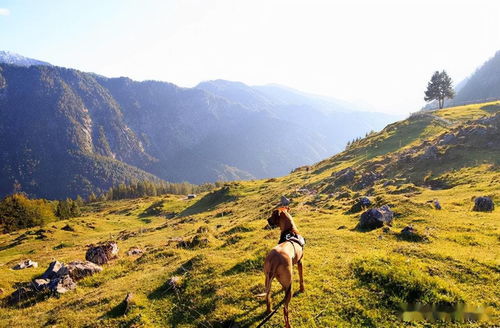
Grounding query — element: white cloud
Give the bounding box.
[0,8,10,16]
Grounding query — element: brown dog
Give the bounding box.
[263,207,304,328]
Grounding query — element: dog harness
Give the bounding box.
[279,231,306,247]
[279,231,305,262]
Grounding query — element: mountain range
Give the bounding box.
[0,52,398,199]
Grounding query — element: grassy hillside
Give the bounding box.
[0,102,498,327]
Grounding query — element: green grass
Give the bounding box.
[0,102,499,327]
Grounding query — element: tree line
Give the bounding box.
[345,130,376,150]
[0,194,83,233]
[0,180,222,232]
[88,180,219,202]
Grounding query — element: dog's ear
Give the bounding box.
[272,209,281,222]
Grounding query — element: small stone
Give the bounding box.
[121,292,134,315]
[400,225,417,236]
[12,259,38,270]
[126,247,144,256]
[61,224,75,232]
[168,276,182,290]
[280,196,290,206]
[398,225,427,242]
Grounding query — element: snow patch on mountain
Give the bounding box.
[0,50,51,67]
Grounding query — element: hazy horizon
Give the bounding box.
[1,0,499,114]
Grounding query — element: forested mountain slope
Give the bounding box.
[0,63,394,199]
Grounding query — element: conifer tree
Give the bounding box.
[424,70,455,109]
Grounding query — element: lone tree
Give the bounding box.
[424,70,455,109]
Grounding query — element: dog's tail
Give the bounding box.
[262,252,279,295]
[264,261,277,292]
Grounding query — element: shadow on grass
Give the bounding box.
[148,257,206,300]
[480,103,500,114]
[0,240,22,251]
[396,232,428,243]
[2,283,52,309]
[104,296,131,318]
[147,259,218,327]
[139,200,164,218]
[179,187,236,217]
[224,253,266,276]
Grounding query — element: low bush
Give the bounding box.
[0,194,56,232]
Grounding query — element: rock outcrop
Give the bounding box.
[332,167,356,186]
[8,260,103,303]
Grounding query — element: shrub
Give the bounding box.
[0,194,57,232]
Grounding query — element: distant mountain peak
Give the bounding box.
[0,50,51,67]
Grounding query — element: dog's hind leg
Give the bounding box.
[264,270,274,313]
[277,267,293,328]
[283,283,292,328]
[297,260,304,293]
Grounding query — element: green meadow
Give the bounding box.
[0,102,499,327]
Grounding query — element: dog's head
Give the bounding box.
[267,207,289,228]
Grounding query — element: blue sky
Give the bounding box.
[1,0,500,114]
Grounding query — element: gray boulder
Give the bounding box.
[473,197,494,212]
[86,242,119,265]
[358,205,394,230]
[66,261,103,281]
[40,260,65,279]
[421,145,439,160]
[48,275,76,294]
